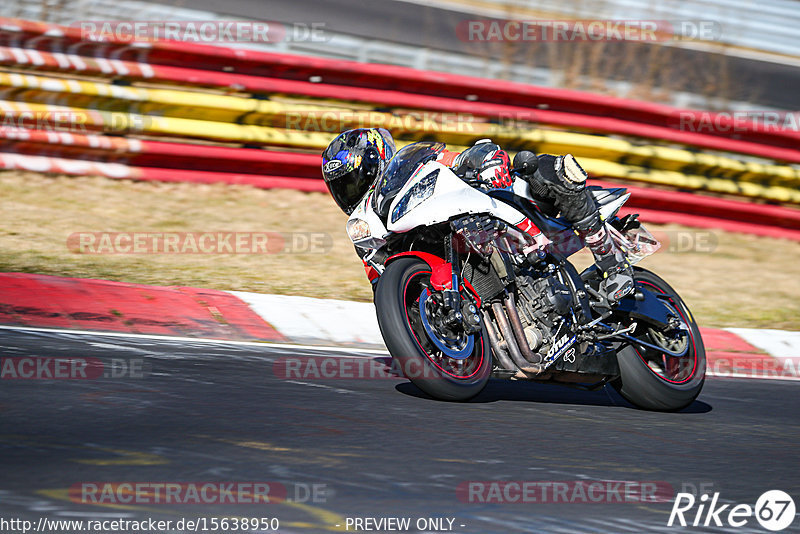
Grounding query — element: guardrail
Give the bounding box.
[3,70,799,203]
[0,16,799,239]
[3,17,797,149]
[4,44,800,166]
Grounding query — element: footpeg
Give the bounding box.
[596,321,637,341]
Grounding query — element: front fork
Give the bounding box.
[428,235,482,334]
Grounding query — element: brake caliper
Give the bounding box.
[429,262,481,334]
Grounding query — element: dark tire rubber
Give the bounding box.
[374,258,491,401]
[613,268,706,411]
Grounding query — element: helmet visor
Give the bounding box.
[325,167,374,215]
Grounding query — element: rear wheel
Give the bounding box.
[613,268,706,411]
[374,258,491,401]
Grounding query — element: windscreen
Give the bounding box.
[372,142,445,218]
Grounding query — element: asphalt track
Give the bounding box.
[0,327,798,533]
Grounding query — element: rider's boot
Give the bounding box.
[551,155,634,304]
[519,152,634,304]
[574,213,634,304]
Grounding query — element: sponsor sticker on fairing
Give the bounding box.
[544,321,576,364]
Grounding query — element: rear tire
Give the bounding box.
[375,258,491,401]
[613,268,706,411]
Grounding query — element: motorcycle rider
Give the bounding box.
[321,128,633,304]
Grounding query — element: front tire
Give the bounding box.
[613,268,706,411]
[375,258,491,401]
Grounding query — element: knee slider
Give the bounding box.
[556,154,588,185]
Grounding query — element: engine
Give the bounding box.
[514,271,573,363]
[451,213,578,370]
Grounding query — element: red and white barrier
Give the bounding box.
[0,151,328,191]
[0,128,322,176]
[0,272,796,381]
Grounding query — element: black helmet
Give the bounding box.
[321,128,396,214]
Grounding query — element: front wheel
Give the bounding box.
[374,258,491,401]
[612,268,706,411]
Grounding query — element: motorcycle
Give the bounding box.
[345,142,705,411]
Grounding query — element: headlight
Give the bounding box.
[346,218,371,242]
[391,170,438,223]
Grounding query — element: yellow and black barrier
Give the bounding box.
[3,71,799,194]
[4,98,800,204]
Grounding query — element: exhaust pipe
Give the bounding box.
[491,302,542,375]
[482,310,517,372]
[505,293,542,365]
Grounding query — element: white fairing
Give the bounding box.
[345,160,630,251]
[597,192,631,220]
[386,161,527,233]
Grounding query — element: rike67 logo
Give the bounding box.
[669,490,796,531]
